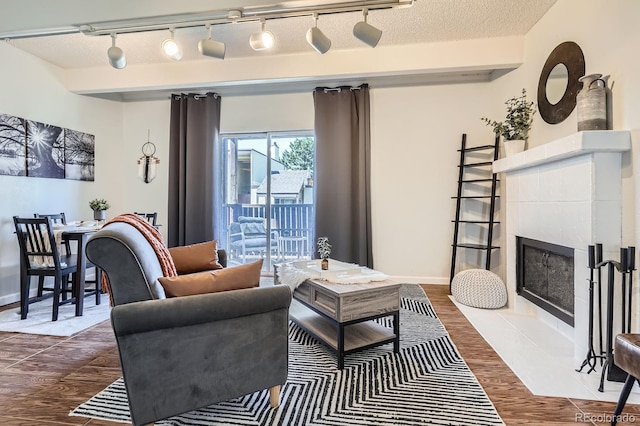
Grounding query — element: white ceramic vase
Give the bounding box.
[504,139,526,156]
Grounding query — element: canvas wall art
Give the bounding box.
[26,120,65,179]
[65,129,95,181]
[0,114,26,176]
[0,112,95,181]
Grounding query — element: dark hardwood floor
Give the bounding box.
[0,284,638,425]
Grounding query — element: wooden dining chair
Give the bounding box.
[34,212,102,305]
[13,216,80,321]
[134,212,158,227]
[34,212,74,299]
[34,213,70,253]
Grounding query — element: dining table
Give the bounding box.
[53,221,103,316]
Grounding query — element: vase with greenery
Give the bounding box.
[89,198,110,221]
[317,236,331,270]
[481,88,536,154]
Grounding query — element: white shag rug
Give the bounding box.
[0,293,111,336]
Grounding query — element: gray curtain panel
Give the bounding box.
[167,93,222,247]
[313,84,373,268]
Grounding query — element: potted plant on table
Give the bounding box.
[89,198,110,221]
[317,236,332,270]
[481,88,536,156]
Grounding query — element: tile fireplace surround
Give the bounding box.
[464,130,634,402]
[494,130,631,359]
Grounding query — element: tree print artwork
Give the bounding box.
[65,129,95,181]
[26,120,65,179]
[0,114,26,176]
[0,113,95,181]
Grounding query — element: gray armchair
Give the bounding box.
[85,222,291,426]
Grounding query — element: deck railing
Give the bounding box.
[225,203,315,261]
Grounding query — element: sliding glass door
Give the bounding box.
[215,131,315,272]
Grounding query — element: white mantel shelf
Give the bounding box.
[493,130,631,173]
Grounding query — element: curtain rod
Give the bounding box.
[321,84,367,92]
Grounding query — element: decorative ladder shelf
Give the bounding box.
[449,133,500,288]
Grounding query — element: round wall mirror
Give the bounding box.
[537,41,585,124]
[546,63,568,105]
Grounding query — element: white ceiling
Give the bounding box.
[2,0,556,99]
[3,0,556,70]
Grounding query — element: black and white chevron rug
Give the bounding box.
[71,284,504,425]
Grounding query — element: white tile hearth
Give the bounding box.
[453,296,640,403]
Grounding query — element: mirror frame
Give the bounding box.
[537,41,585,124]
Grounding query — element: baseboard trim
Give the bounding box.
[0,291,26,307]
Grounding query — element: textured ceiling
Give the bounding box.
[4,0,557,70]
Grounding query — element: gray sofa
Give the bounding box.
[85,222,292,426]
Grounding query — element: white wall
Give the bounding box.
[371,83,500,282]
[0,43,124,304]
[482,0,640,281]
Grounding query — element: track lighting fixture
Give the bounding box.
[249,19,275,51]
[353,9,382,47]
[161,28,182,60]
[107,33,126,69]
[306,13,331,54]
[51,1,412,67]
[198,24,226,59]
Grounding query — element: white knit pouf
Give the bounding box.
[451,269,507,309]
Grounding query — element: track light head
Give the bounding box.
[306,13,331,54]
[162,28,182,60]
[353,9,382,48]
[107,33,126,69]
[198,25,226,59]
[249,19,275,51]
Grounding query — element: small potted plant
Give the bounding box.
[481,88,536,155]
[89,198,110,221]
[317,236,331,270]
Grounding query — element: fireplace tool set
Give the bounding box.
[576,243,636,392]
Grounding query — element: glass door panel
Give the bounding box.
[216,132,315,273]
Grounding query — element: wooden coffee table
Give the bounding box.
[285,276,401,369]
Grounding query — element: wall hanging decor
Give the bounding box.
[65,128,96,181]
[0,112,95,180]
[137,131,159,183]
[0,113,26,176]
[537,41,585,125]
[26,120,64,179]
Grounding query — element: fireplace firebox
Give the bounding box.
[516,237,575,326]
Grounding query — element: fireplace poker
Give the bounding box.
[577,245,600,374]
[596,243,604,363]
[621,248,628,334]
[627,246,635,333]
[598,259,617,392]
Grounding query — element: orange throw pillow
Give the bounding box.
[168,240,223,274]
[159,259,263,297]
